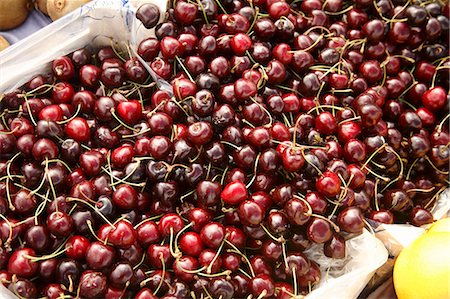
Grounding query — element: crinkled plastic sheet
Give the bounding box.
[305,230,388,299]
[0,0,171,94]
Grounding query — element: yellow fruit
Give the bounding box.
[393,231,450,299]
[428,217,450,234]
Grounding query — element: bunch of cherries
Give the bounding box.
[0,0,449,298]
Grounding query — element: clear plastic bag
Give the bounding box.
[305,230,388,299]
[0,1,390,298]
[0,0,170,94]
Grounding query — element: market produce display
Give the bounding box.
[0,0,449,298]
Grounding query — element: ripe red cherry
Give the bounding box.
[47,211,74,237]
[337,206,365,233]
[231,33,252,55]
[234,78,257,101]
[117,100,142,125]
[111,144,134,168]
[160,36,184,59]
[52,82,75,104]
[80,65,102,87]
[187,121,213,145]
[249,274,275,298]
[79,270,108,298]
[158,213,184,237]
[173,256,198,282]
[338,121,361,143]
[238,200,265,226]
[147,244,172,269]
[106,220,137,249]
[344,139,367,163]
[86,242,116,270]
[315,111,337,135]
[179,231,204,257]
[7,248,38,278]
[307,217,333,243]
[200,222,225,249]
[268,1,291,19]
[112,184,138,210]
[221,181,248,205]
[65,235,90,260]
[39,105,64,121]
[422,86,447,111]
[65,117,90,142]
[281,147,305,172]
[316,171,341,197]
[174,1,198,25]
[52,56,75,81]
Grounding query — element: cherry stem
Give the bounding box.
[425,156,449,175]
[256,290,268,299]
[246,152,261,189]
[189,145,203,163]
[213,0,227,13]
[110,107,139,132]
[303,25,331,36]
[259,224,284,243]
[406,158,419,180]
[293,195,313,217]
[173,222,194,258]
[110,40,127,62]
[363,219,376,235]
[67,197,115,228]
[292,266,299,297]
[198,269,232,278]
[407,187,435,193]
[437,113,450,132]
[249,96,273,127]
[374,179,380,211]
[424,186,446,210]
[361,144,387,170]
[23,83,55,97]
[225,240,256,277]
[307,105,345,115]
[175,56,195,83]
[302,150,323,176]
[27,239,67,262]
[313,214,340,232]
[379,147,405,193]
[100,165,145,188]
[57,104,81,125]
[324,4,354,15]
[206,238,226,274]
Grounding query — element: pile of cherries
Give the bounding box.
[0,0,449,298]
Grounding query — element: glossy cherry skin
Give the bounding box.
[249,274,275,298]
[337,207,365,233]
[112,184,138,210]
[422,86,447,111]
[200,222,225,249]
[65,117,90,143]
[117,100,142,125]
[307,217,333,244]
[173,255,199,282]
[316,171,341,197]
[221,181,248,205]
[179,231,204,257]
[7,248,38,278]
[79,270,108,297]
[86,242,116,270]
[47,211,74,237]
